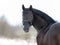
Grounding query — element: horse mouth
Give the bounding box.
[23,27,29,32]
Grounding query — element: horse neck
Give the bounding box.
[32,14,54,33]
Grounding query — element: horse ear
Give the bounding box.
[29,5,32,10]
[22,5,25,10]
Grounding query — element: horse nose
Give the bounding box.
[23,27,29,32]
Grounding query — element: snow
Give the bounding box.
[0,37,37,45]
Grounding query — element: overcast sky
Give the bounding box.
[0,0,60,26]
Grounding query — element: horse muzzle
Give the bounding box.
[23,23,30,32]
[23,27,29,32]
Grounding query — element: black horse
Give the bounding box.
[22,5,60,45]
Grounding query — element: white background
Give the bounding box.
[0,0,60,26]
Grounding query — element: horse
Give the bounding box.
[22,5,60,45]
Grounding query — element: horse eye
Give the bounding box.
[41,26,43,28]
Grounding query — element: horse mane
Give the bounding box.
[32,8,56,24]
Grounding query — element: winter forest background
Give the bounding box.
[0,16,37,45]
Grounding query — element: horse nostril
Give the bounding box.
[23,27,29,32]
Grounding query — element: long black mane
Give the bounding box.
[32,8,56,24]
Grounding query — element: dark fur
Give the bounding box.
[22,5,60,45]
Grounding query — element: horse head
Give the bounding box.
[22,5,33,32]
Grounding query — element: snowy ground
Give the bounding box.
[0,37,37,45]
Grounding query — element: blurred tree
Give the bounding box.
[0,15,7,36]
